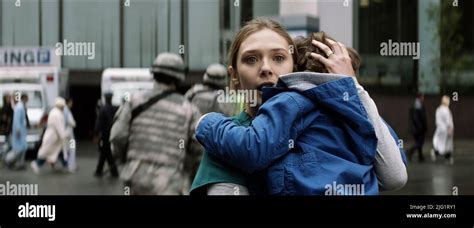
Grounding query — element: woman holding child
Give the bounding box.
[191,17,407,195]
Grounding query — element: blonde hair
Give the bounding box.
[441,95,450,106]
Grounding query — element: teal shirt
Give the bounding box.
[190,111,263,195]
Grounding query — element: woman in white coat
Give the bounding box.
[31,97,70,174]
[431,95,454,164]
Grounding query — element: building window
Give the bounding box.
[358,0,418,91]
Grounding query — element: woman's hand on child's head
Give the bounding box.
[309,39,356,77]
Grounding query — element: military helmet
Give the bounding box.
[151,52,185,81]
[203,63,227,88]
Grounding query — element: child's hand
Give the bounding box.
[309,39,356,77]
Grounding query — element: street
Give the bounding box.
[0,141,124,195]
[383,147,474,195]
[0,140,473,195]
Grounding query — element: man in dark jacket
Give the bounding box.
[1,95,14,145]
[407,93,428,162]
[94,92,119,177]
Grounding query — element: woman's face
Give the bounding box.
[230,28,294,107]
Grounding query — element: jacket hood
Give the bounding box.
[278,72,350,91]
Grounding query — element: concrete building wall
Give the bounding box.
[187,0,220,70]
[41,0,60,47]
[253,0,279,17]
[317,0,355,48]
[1,0,223,71]
[1,0,40,46]
[62,1,120,69]
[280,0,318,17]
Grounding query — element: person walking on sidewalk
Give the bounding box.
[6,93,29,170]
[64,98,77,172]
[31,97,70,174]
[94,92,119,178]
[407,93,427,162]
[110,52,202,195]
[185,63,236,116]
[431,95,454,164]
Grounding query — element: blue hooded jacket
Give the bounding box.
[196,73,401,195]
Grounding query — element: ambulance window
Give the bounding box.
[25,91,43,109]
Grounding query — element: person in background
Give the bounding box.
[1,94,14,155]
[110,52,202,195]
[407,93,428,162]
[185,63,236,116]
[64,98,77,172]
[30,97,70,174]
[6,93,29,170]
[94,92,119,178]
[431,95,454,164]
[193,26,407,195]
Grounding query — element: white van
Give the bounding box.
[0,67,68,151]
[0,84,47,150]
[100,68,154,107]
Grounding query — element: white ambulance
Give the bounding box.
[100,68,154,107]
[0,47,67,152]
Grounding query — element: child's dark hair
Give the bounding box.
[294,32,361,73]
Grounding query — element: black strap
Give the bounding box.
[187,88,214,102]
[131,90,175,121]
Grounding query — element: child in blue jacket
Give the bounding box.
[195,32,407,195]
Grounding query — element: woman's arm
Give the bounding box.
[353,78,408,191]
[67,109,76,128]
[448,109,454,135]
[55,112,70,141]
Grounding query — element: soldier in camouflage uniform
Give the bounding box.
[110,53,203,195]
[184,63,236,116]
